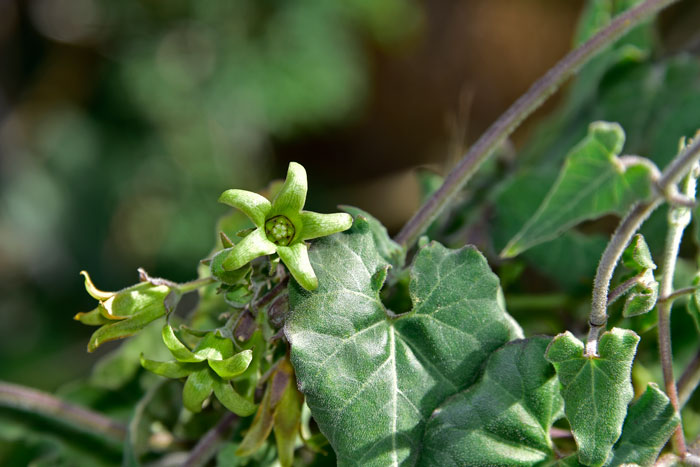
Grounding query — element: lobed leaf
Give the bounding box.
[546,328,639,466]
[502,122,654,258]
[286,219,522,465]
[420,337,563,466]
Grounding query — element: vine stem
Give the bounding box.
[0,380,127,442]
[183,412,238,467]
[177,276,217,294]
[657,167,696,456]
[678,349,700,408]
[585,137,700,356]
[394,0,683,248]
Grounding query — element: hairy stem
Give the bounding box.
[183,412,238,467]
[0,380,126,442]
[586,201,661,355]
[394,0,683,248]
[586,137,700,356]
[678,349,700,408]
[657,168,696,456]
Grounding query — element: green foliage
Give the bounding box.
[502,122,655,258]
[421,337,563,466]
[546,329,639,466]
[286,219,521,465]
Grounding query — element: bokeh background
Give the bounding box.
[1,0,699,400]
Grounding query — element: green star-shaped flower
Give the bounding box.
[217,162,352,291]
[140,324,256,416]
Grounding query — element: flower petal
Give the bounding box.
[140,354,196,378]
[192,331,234,361]
[212,377,257,416]
[222,228,277,270]
[87,308,164,352]
[162,324,205,362]
[277,243,318,291]
[270,162,307,215]
[209,350,253,379]
[80,271,114,301]
[299,211,353,241]
[183,368,214,413]
[218,189,271,227]
[74,307,111,326]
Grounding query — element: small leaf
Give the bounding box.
[208,350,253,379]
[608,383,680,466]
[546,328,640,467]
[212,377,257,416]
[182,368,214,413]
[162,324,204,362]
[686,274,700,332]
[421,337,563,466]
[341,205,406,268]
[621,234,656,272]
[139,354,195,379]
[502,122,654,258]
[622,270,658,318]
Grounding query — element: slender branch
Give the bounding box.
[253,275,289,313]
[394,0,683,248]
[177,276,217,294]
[678,349,700,408]
[0,380,127,442]
[607,273,647,306]
[585,201,661,355]
[657,168,697,456]
[586,137,700,356]
[660,285,700,304]
[183,412,238,467]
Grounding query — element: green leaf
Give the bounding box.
[340,205,406,268]
[236,386,274,457]
[420,337,563,466]
[212,377,257,416]
[272,361,304,467]
[218,189,271,227]
[621,234,656,272]
[286,219,522,465]
[211,248,251,285]
[139,354,195,379]
[502,122,654,258]
[545,328,640,466]
[621,270,658,318]
[607,383,679,466]
[208,350,253,380]
[182,368,214,413]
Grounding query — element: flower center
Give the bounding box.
[265,215,295,246]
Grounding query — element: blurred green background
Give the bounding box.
[1,0,699,398]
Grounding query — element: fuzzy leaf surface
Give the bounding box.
[286,219,522,466]
[546,328,639,466]
[420,337,563,466]
[502,122,654,258]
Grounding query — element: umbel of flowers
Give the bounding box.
[216,162,353,291]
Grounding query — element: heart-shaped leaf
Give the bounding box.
[502,121,655,258]
[420,337,563,466]
[546,328,639,467]
[286,219,522,465]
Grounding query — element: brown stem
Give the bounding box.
[678,349,700,408]
[0,380,126,442]
[183,412,238,467]
[394,0,684,248]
